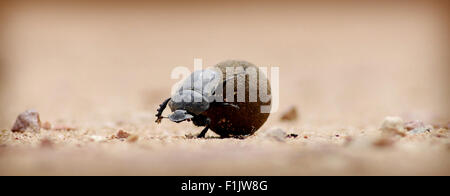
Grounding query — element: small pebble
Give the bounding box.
[404,120,424,131]
[287,133,298,138]
[373,137,396,147]
[380,116,406,137]
[42,121,52,130]
[116,130,130,139]
[127,135,139,143]
[280,106,298,121]
[409,125,433,134]
[185,133,196,139]
[264,128,286,142]
[11,109,41,132]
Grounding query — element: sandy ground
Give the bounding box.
[0,1,449,175]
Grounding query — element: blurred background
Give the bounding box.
[0,0,448,128]
[0,0,449,176]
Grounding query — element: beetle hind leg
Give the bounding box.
[196,126,209,138]
[196,118,211,138]
[155,98,171,123]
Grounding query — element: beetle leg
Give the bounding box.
[196,118,211,138]
[196,126,209,138]
[155,98,171,123]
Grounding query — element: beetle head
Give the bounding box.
[168,110,194,123]
[169,90,210,115]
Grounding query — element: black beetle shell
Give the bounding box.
[202,60,271,137]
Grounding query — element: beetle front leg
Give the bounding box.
[196,118,211,138]
[155,98,171,123]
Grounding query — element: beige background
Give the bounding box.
[0,0,449,175]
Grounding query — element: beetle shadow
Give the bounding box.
[184,134,249,140]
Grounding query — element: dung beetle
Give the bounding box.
[155,60,271,138]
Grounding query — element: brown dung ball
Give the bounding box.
[204,60,271,136]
